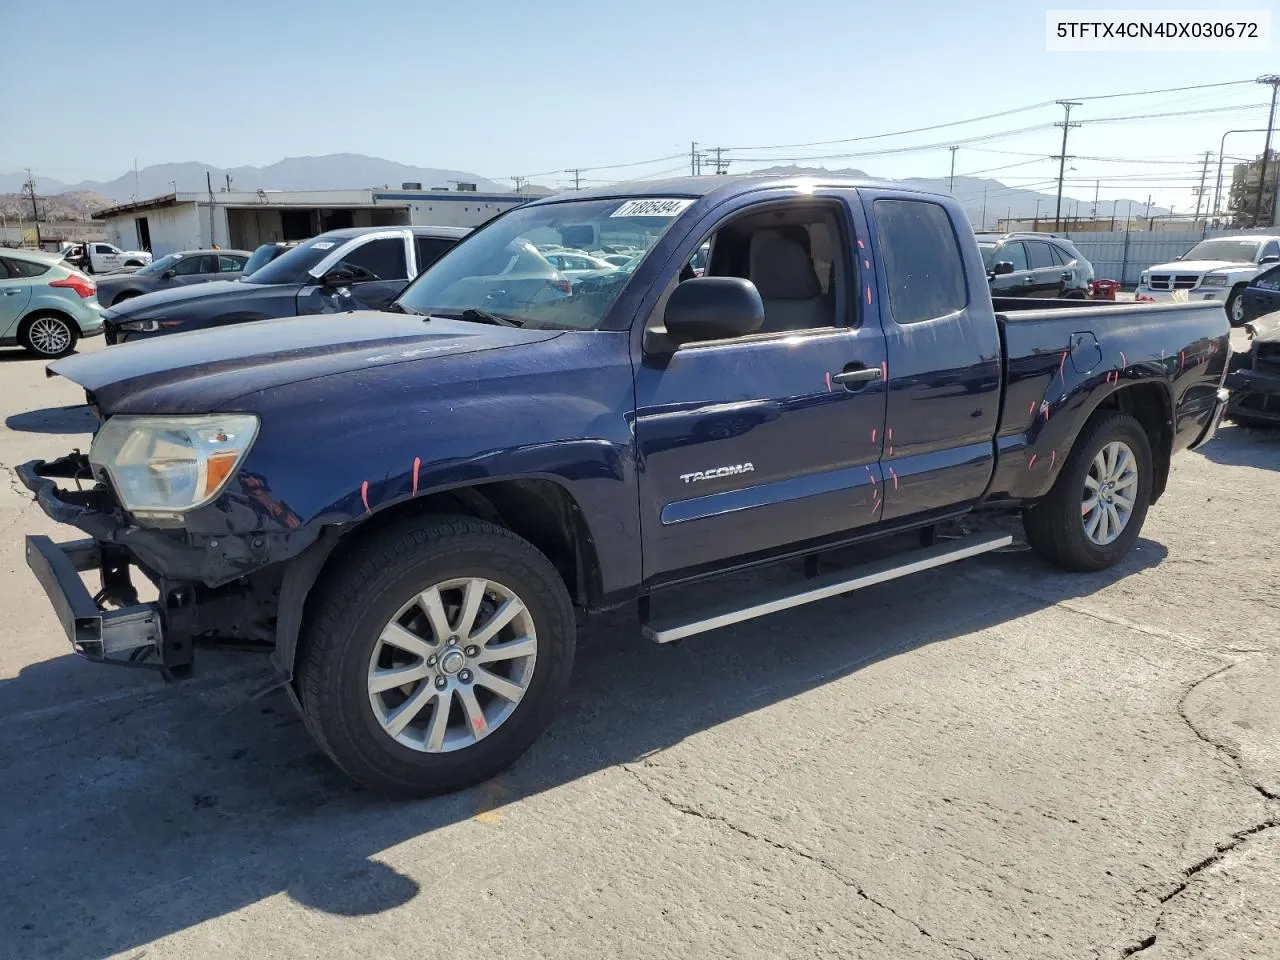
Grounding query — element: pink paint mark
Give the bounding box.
[412,457,421,496]
[1041,401,1051,421]
[865,465,877,487]
[887,427,893,458]
[1029,401,1037,415]
[825,371,833,393]
[1059,351,1068,380]
[1027,453,1038,470]
[1179,350,1185,373]
[863,259,871,269]
[880,360,888,382]
[360,481,371,515]
[857,238,865,249]
[888,467,899,490]
[871,428,878,443]
[1049,450,1057,470]
[865,286,872,305]
[1120,351,1127,369]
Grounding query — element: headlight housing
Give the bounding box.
[1139,272,1149,285]
[90,414,259,516]
[1201,273,1229,287]
[118,319,183,332]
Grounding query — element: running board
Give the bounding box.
[641,531,1013,644]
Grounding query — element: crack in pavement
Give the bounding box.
[1119,660,1280,957]
[621,759,983,960]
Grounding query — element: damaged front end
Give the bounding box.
[18,450,291,681]
[1227,318,1280,425]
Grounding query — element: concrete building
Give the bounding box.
[93,186,531,257]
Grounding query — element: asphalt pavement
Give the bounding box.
[0,336,1277,960]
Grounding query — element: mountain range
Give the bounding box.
[1,154,1171,228]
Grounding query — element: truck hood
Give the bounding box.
[1148,259,1255,274]
[47,311,562,414]
[103,279,260,317]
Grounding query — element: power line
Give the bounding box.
[1069,78,1256,101]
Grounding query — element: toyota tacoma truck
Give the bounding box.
[17,176,1230,797]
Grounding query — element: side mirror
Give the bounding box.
[991,261,1015,276]
[1260,255,1280,265]
[323,267,355,288]
[160,269,176,280]
[653,277,764,352]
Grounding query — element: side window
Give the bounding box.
[337,237,408,281]
[1255,264,1280,290]
[218,255,246,272]
[1027,241,1054,269]
[2,257,51,278]
[0,258,17,279]
[94,244,114,255]
[414,237,454,272]
[1000,242,1029,271]
[173,255,210,276]
[1262,240,1280,261]
[1047,244,1066,266]
[873,199,968,324]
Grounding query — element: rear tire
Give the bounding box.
[295,515,576,797]
[1022,411,1153,571]
[1226,284,1247,326]
[19,312,78,359]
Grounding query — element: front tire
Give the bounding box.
[1226,284,1247,326]
[1022,411,1153,571]
[19,313,78,358]
[295,515,576,797]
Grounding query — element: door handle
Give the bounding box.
[1022,276,1035,283]
[1,289,21,296]
[832,366,883,390]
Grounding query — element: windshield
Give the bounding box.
[1182,239,1260,263]
[241,244,284,277]
[977,242,998,268]
[136,253,184,275]
[244,234,344,285]
[396,196,695,328]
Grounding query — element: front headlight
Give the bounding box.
[1201,273,1229,287]
[1139,272,1148,285]
[90,414,259,516]
[119,319,183,332]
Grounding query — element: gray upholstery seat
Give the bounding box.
[747,229,832,331]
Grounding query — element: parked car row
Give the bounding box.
[0,248,103,356]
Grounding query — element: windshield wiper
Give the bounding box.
[386,302,427,316]
[429,308,524,328]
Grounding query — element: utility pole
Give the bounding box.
[1192,150,1212,223]
[1253,75,1280,225]
[711,147,728,175]
[1052,100,1081,231]
[690,141,699,177]
[512,175,526,195]
[1033,197,1042,230]
[225,173,233,192]
[948,145,958,193]
[980,184,987,230]
[1144,193,1153,229]
[1092,179,1100,222]
[565,169,583,190]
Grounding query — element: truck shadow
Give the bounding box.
[4,404,98,435]
[1197,421,1280,469]
[0,526,1167,958]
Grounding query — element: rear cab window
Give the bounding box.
[872,199,968,324]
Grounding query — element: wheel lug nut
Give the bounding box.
[464,645,479,658]
[435,676,448,690]
[459,669,472,683]
[426,654,437,666]
[447,635,458,646]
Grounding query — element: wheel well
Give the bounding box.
[1092,383,1173,501]
[111,291,140,306]
[330,479,601,607]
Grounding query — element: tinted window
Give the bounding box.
[337,237,407,281]
[218,255,246,272]
[414,237,455,273]
[873,199,967,324]
[245,234,350,285]
[1,256,52,278]
[1027,241,1054,269]
[1263,240,1280,261]
[173,254,214,276]
[94,244,114,255]
[1255,265,1280,290]
[1000,241,1029,271]
[241,244,285,277]
[1047,244,1066,266]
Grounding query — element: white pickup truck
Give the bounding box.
[1136,235,1280,326]
[59,241,152,275]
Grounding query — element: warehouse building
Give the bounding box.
[93,185,531,257]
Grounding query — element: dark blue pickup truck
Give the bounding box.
[17,175,1230,797]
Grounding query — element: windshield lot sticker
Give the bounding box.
[610,198,694,218]
[312,241,335,250]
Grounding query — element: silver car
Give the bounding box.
[0,248,104,358]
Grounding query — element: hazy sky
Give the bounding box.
[5,0,1278,211]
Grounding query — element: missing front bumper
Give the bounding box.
[24,535,191,677]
